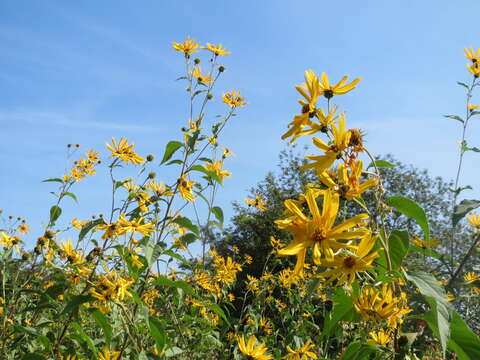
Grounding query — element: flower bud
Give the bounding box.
[146,154,154,162]
[218,65,225,72]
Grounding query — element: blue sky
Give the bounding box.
[2,1,480,247]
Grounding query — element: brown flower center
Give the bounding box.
[324,89,334,99]
[312,229,327,243]
[343,256,356,268]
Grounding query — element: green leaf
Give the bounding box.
[79,218,105,242]
[388,230,410,270]
[457,81,469,89]
[163,250,190,265]
[61,294,93,315]
[21,354,48,360]
[205,302,230,325]
[42,178,63,183]
[367,159,396,169]
[444,114,464,123]
[148,316,167,352]
[189,164,222,184]
[71,321,97,355]
[470,111,480,116]
[211,206,224,224]
[61,191,78,203]
[322,288,355,340]
[14,326,51,351]
[160,141,183,165]
[156,276,196,296]
[447,311,480,360]
[339,341,378,360]
[172,217,200,236]
[90,309,112,347]
[49,205,62,225]
[166,159,183,166]
[452,199,480,227]
[404,271,451,355]
[385,196,430,240]
[465,146,480,152]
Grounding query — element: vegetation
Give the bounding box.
[1,38,480,359]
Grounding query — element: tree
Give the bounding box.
[214,147,480,332]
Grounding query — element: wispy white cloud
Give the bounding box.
[0,109,161,132]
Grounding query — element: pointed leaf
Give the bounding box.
[49,206,62,225]
[90,309,112,347]
[148,316,166,351]
[367,159,395,169]
[386,196,430,240]
[388,230,410,270]
[444,115,464,123]
[211,206,224,224]
[404,271,451,355]
[172,217,200,236]
[452,199,480,227]
[160,141,183,165]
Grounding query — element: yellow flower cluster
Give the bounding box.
[354,283,411,328]
[66,149,100,182]
[90,270,134,303]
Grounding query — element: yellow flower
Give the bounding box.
[467,61,480,77]
[301,116,352,172]
[411,236,439,249]
[208,136,218,146]
[172,36,199,55]
[244,194,266,211]
[316,232,380,286]
[214,256,242,284]
[369,329,392,346]
[178,174,196,202]
[318,160,378,199]
[222,89,247,107]
[1,232,14,247]
[446,291,455,302]
[464,47,480,62]
[296,70,321,113]
[97,348,120,360]
[202,42,231,56]
[237,335,273,360]
[318,72,361,99]
[59,354,77,360]
[147,181,173,197]
[106,138,145,165]
[464,271,480,283]
[86,149,100,162]
[90,271,133,302]
[60,239,85,264]
[284,339,318,360]
[17,223,30,234]
[97,221,122,240]
[221,147,235,158]
[276,188,369,273]
[260,317,273,335]
[468,103,480,111]
[245,275,259,292]
[118,215,155,237]
[205,160,231,180]
[190,65,213,83]
[71,218,88,230]
[467,212,480,230]
[354,283,411,327]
